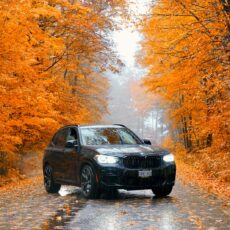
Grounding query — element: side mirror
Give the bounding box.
[65,140,78,148]
[143,139,151,145]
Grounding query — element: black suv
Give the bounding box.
[43,124,176,198]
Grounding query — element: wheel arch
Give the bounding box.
[43,161,50,170]
[79,159,97,175]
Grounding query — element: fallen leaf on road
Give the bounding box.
[119,211,127,215]
[127,221,137,226]
[56,216,62,221]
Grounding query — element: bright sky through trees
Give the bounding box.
[112,0,152,67]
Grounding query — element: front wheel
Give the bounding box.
[152,185,173,197]
[44,164,61,193]
[80,165,100,199]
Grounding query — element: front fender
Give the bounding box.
[77,158,98,186]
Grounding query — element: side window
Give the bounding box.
[66,128,78,142]
[53,129,68,148]
[118,129,137,144]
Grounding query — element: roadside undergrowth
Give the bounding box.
[0,151,43,187]
[176,153,230,200]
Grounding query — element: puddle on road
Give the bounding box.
[41,185,87,230]
[40,188,178,230]
[58,185,80,197]
[39,184,230,230]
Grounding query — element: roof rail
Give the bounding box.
[113,124,126,127]
[60,124,79,129]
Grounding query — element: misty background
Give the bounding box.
[103,0,169,145]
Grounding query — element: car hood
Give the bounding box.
[82,145,169,157]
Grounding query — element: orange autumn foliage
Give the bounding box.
[140,0,229,180]
[0,0,126,175]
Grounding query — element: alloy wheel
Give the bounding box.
[81,166,93,196]
[44,165,52,190]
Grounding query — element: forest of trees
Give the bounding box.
[0,0,229,186]
[0,0,125,176]
[140,0,229,180]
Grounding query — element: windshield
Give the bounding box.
[79,127,142,145]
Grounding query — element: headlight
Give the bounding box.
[94,155,118,164]
[163,153,174,162]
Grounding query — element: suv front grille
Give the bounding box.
[123,156,162,169]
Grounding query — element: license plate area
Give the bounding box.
[138,170,152,178]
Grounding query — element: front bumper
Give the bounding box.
[96,163,176,190]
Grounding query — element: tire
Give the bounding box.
[43,164,61,193]
[80,165,100,199]
[152,185,173,197]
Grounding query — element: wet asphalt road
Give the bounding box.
[1,180,229,230]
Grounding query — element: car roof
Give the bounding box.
[61,124,125,129]
[79,124,125,128]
